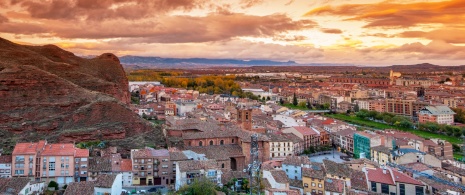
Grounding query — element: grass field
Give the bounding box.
[327,114,462,144]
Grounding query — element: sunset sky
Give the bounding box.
[1,0,464,66]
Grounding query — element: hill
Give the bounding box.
[0,38,161,154]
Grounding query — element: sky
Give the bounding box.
[0,0,464,66]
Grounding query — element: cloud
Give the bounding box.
[399,29,465,44]
[0,14,8,23]
[9,0,209,21]
[240,0,264,8]
[0,13,316,42]
[305,0,465,28]
[321,28,342,34]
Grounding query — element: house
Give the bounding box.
[349,170,368,193]
[282,126,321,150]
[353,131,384,159]
[331,129,356,154]
[322,159,351,182]
[268,133,296,159]
[282,156,311,180]
[371,146,392,165]
[175,160,222,190]
[262,169,290,190]
[131,148,171,186]
[365,167,425,195]
[74,148,89,182]
[94,174,123,195]
[0,177,45,195]
[302,163,325,195]
[344,158,378,172]
[324,178,345,195]
[120,159,133,187]
[11,141,89,186]
[418,105,455,125]
[176,101,197,116]
[64,181,95,195]
[88,156,112,181]
[0,155,12,178]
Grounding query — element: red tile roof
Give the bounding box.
[41,143,75,156]
[392,169,423,185]
[120,159,132,172]
[12,143,39,155]
[74,148,89,158]
[366,168,395,185]
[0,155,12,164]
[292,126,318,136]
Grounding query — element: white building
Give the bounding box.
[0,177,45,195]
[0,155,12,178]
[418,105,455,125]
[356,100,370,111]
[272,115,304,128]
[120,159,133,187]
[175,160,222,191]
[176,101,197,117]
[94,174,123,195]
[262,170,289,190]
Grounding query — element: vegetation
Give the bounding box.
[177,177,217,195]
[355,109,413,128]
[452,107,465,123]
[327,113,462,144]
[76,140,107,149]
[48,181,59,190]
[127,70,244,95]
[283,103,309,111]
[292,93,298,106]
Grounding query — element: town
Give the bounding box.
[2,67,465,195]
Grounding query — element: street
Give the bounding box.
[123,185,169,194]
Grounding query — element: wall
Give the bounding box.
[283,164,301,180]
[111,174,123,195]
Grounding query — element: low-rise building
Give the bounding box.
[282,156,311,181]
[418,105,455,125]
[0,177,45,195]
[0,155,12,178]
[131,148,171,186]
[175,160,222,191]
[302,164,325,195]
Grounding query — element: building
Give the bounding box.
[268,133,297,159]
[74,148,89,182]
[371,146,392,166]
[418,105,455,125]
[353,132,384,159]
[366,167,425,195]
[11,141,89,186]
[322,160,351,182]
[385,99,415,117]
[94,174,123,195]
[0,177,45,195]
[329,77,390,86]
[282,126,320,150]
[324,178,345,195]
[302,164,325,195]
[176,101,197,116]
[282,156,311,181]
[0,155,12,178]
[120,159,133,187]
[131,148,171,186]
[175,160,222,191]
[237,106,253,131]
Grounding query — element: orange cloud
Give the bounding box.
[305,0,465,28]
[399,29,465,44]
[321,28,342,34]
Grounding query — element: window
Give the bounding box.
[221,164,224,168]
[400,184,405,195]
[210,140,213,145]
[208,170,216,176]
[304,183,308,188]
[318,183,322,188]
[15,170,24,175]
[381,184,389,194]
[220,140,224,145]
[232,139,234,143]
[415,186,424,195]
[312,182,315,187]
[199,141,203,146]
[49,162,55,171]
[371,182,377,192]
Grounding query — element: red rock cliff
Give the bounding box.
[0,37,153,150]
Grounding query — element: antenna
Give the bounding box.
[246,134,261,195]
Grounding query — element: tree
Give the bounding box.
[279,98,284,105]
[293,93,298,106]
[177,177,217,195]
[48,181,59,190]
[298,101,307,108]
[266,96,271,101]
[354,103,360,112]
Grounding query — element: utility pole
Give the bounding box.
[245,134,261,195]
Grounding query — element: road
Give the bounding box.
[123,185,169,194]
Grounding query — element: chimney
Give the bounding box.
[382,166,387,174]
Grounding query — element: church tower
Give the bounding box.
[237,106,253,131]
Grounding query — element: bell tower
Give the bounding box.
[237,106,253,131]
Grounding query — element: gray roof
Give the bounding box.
[421,105,455,115]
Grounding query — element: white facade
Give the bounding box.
[0,160,11,178]
[176,101,197,116]
[356,100,370,110]
[122,171,133,187]
[18,181,45,195]
[270,142,294,159]
[273,115,304,128]
[94,173,123,195]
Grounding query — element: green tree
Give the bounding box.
[48,181,59,190]
[293,93,298,106]
[177,177,217,195]
[298,101,307,108]
[354,103,360,112]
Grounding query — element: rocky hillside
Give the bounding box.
[0,38,161,154]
